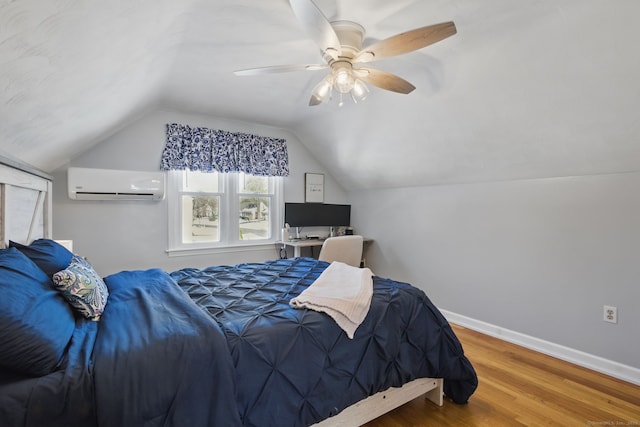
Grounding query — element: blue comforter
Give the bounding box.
[171,257,477,426]
[0,258,476,427]
[1,268,242,427]
[94,269,242,426]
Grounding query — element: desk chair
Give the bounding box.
[318,235,364,267]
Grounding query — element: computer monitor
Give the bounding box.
[284,203,351,228]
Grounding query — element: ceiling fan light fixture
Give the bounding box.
[310,67,369,107]
[332,62,355,93]
[310,75,333,105]
[351,79,369,103]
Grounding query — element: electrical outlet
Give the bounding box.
[603,305,617,324]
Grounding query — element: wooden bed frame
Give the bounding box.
[313,378,443,426]
[0,155,444,425]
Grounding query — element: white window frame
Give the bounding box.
[166,170,283,256]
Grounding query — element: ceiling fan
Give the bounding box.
[234,0,457,106]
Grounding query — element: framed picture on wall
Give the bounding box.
[305,173,324,203]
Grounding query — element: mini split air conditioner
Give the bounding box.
[68,167,165,201]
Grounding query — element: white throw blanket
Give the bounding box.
[290,261,373,339]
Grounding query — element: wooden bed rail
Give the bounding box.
[312,377,443,426]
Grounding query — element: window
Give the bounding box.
[167,170,283,253]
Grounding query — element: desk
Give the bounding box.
[279,239,324,258]
[278,237,371,258]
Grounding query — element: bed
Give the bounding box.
[0,158,477,426]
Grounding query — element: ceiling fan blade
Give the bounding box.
[353,21,457,63]
[289,0,341,59]
[234,63,327,76]
[355,68,416,94]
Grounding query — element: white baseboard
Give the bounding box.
[440,309,640,387]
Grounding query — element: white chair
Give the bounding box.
[318,235,364,267]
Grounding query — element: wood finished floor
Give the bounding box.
[363,324,640,427]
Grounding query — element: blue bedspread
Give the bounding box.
[0,258,476,427]
[1,268,242,427]
[94,268,242,427]
[171,257,478,426]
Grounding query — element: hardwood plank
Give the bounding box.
[363,324,640,426]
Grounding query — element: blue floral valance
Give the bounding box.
[160,123,289,177]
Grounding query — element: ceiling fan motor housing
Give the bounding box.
[330,21,365,59]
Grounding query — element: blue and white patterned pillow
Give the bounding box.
[52,255,109,321]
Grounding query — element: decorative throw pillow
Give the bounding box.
[52,255,109,321]
[9,239,74,278]
[0,248,76,376]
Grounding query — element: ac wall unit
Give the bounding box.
[68,167,165,201]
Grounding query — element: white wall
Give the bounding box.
[51,109,346,275]
[350,172,640,371]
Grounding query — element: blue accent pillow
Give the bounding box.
[0,248,76,376]
[9,239,74,278]
[53,255,109,321]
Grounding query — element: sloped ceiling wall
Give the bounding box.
[1,0,639,189]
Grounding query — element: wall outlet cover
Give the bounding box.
[603,305,617,324]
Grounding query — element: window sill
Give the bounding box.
[166,242,277,258]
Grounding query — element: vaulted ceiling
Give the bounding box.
[2,0,639,190]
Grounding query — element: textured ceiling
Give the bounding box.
[1,0,639,190]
